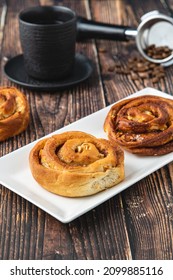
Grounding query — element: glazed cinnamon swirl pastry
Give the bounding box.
[0,87,29,141]
[29,131,124,197]
[104,95,173,156]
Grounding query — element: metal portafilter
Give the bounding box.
[77,11,173,66]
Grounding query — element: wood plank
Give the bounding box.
[122,167,173,259]
[0,0,131,260]
[0,0,45,260]
[41,0,132,260]
[1,0,173,260]
[42,195,132,260]
[90,0,173,259]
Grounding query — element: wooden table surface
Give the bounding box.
[1,0,173,260]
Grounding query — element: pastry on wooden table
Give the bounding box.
[29,131,124,197]
[0,87,29,141]
[104,95,173,156]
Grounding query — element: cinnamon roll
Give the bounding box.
[104,95,173,156]
[29,131,124,197]
[0,87,29,141]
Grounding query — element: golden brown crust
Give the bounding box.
[104,95,173,156]
[29,131,124,197]
[0,87,29,141]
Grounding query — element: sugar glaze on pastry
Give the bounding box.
[104,95,173,155]
[29,131,124,197]
[0,87,29,141]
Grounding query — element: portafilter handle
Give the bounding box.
[76,17,137,41]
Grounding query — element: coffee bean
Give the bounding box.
[136,65,149,72]
[104,45,167,84]
[138,72,149,78]
[145,45,172,60]
[154,72,165,78]
[115,68,124,74]
[131,73,139,80]
[98,47,107,53]
[152,77,159,83]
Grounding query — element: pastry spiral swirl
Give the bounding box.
[104,95,173,155]
[29,131,124,197]
[0,87,29,141]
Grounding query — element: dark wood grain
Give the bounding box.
[0,0,173,260]
[90,0,173,260]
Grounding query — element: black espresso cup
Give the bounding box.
[19,6,77,81]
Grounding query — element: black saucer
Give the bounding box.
[4,53,93,91]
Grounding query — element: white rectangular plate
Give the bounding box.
[0,87,173,223]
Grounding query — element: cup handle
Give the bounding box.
[76,17,136,41]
